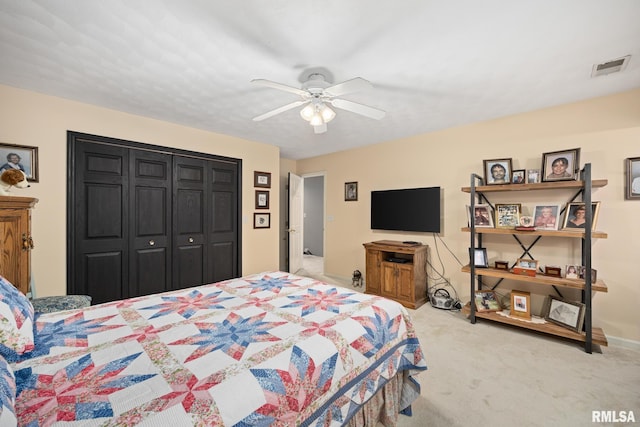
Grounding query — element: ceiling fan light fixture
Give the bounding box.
[309,112,324,126]
[300,104,315,121]
[321,105,336,123]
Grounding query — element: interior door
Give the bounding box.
[288,172,303,273]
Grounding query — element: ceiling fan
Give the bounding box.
[251,71,385,134]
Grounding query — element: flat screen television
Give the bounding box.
[371,186,441,233]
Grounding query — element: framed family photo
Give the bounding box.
[254,171,271,188]
[345,181,358,201]
[483,158,512,185]
[543,295,585,332]
[474,290,501,312]
[561,202,600,231]
[542,148,580,182]
[626,157,640,200]
[510,290,531,320]
[526,169,540,184]
[495,203,521,228]
[467,204,494,228]
[533,205,560,230]
[0,143,38,182]
[512,169,525,184]
[469,247,488,268]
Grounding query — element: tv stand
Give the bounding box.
[363,240,428,309]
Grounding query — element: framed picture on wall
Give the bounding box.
[253,213,271,229]
[255,190,269,209]
[254,171,271,188]
[626,157,640,200]
[0,142,38,182]
[345,181,358,201]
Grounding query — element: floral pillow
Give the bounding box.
[0,276,35,360]
[0,354,17,426]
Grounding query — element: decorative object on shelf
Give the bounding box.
[526,169,540,184]
[510,290,531,320]
[0,143,38,182]
[533,205,560,230]
[512,169,525,184]
[253,212,271,229]
[544,266,563,278]
[513,258,538,277]
[467,204,494,228]
[470,247,488,268]
[474,290,501,312]
[254,171,271,188]
[561,201,600,230]
[345,181,358,201]
[495,203,521,228]
[542,148,580,182]
[565,265,579,279]
[625,156,640,200]
[519,216,534,227]
[543,295,586,332]
[483,158,512,185]
[495,260,509,270]
[578,266,597,282]
[255,190,269,209]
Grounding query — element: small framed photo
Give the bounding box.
[467,204,494,228]
[578,266,598,283]
[561,202,600,230]
[495,261,509,270]
[526,169,540,184]
[495,203,521,228]
[565,265,580,279]
[510,290,531,320]
[544,266,563,278]
[469,247,488,268]
[625,157,640,200]
[253,212,271,229]
[533,205,560,230]
[543,295,585,332]
[254,171,271,188]
[474,290,501,312]
[0,143,38,182]
[255,190,269,209]
[483,158,512,185]
[542,148,580,182]
[345,181,358,201]
[511,169,525,184]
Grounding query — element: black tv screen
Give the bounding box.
[371,187,441,233]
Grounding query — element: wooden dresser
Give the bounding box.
[0,196,38,294]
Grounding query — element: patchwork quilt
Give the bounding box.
[10,272,427,426]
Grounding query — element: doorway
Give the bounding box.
[302,174,325,275]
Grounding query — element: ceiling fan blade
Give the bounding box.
[252,100,307,121]
[313,123,327,134]
[330,98,386,120]
[251,79,309,97]
[324,77,372,97]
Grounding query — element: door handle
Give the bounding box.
[149,240,155,246]
[188,237,194,243]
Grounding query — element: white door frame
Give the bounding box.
[301,171,326,273]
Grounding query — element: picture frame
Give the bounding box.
[253,212,271,229]
[495,203,521,228]
[0,143,38,182]
[510,290,531,320]
[518,216,534,228]
[541,148,580,182]
[474,290,501,312]
[495,261,509,270]
[255,190,269,209]
[511,169,525,184]
[469,247,489,268]
[561,202,600,231]
[544,266,563,278]
[533,205,560,230]
[565,265,580,279]
[467,204,494,228]
[254,171,271,188]
[578,266,598,283]
[542,295,585,332]
[526,169,540,184]
[483,158,512,185]
[345,181,358,201]
[625,157,640,200]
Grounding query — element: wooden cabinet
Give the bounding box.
[0,196,38,295]
[363,240,428,309]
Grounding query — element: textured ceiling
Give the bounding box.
[1,1,639,159]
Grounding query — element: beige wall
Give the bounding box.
[294,88,640,344]
[0,84,281,297]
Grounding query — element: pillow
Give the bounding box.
[0,354,17,426]
[0,276,35,360]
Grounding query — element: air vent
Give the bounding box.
[591,55,631,77]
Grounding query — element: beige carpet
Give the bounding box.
[296,259,640,427]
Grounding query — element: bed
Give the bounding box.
[0,271,427,426]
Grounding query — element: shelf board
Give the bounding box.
[461,179,608,193]
[462,304,608,346]
[461,264,607,292]
[461,227,607,239]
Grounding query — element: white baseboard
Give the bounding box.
[606,335,640,351]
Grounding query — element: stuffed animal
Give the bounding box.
[0,169,30,195]
[351,269,363,287]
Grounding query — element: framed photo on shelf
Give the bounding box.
[474,290,501,312]
[542,295,585,332]
[467,204,494,228]
[483,158,512,185]
[578,266,598,283]
[253,212,271,229]
[533,205,560,230]
[526,169,540,184]
[495,203,521,228]
[541,148,580,182]
[510,290,531,320]
[561,202,600,230]
[0,142,38,182]
[625,157,640,200]
[345,181,358,201]
[469,247,489,268]
[254,171,271,188]
[511,169,525,184]
[565,265,580,279]
[255,190,269,209]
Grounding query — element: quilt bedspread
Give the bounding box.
[11,272,427,426]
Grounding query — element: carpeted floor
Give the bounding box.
[298,256,640,427]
